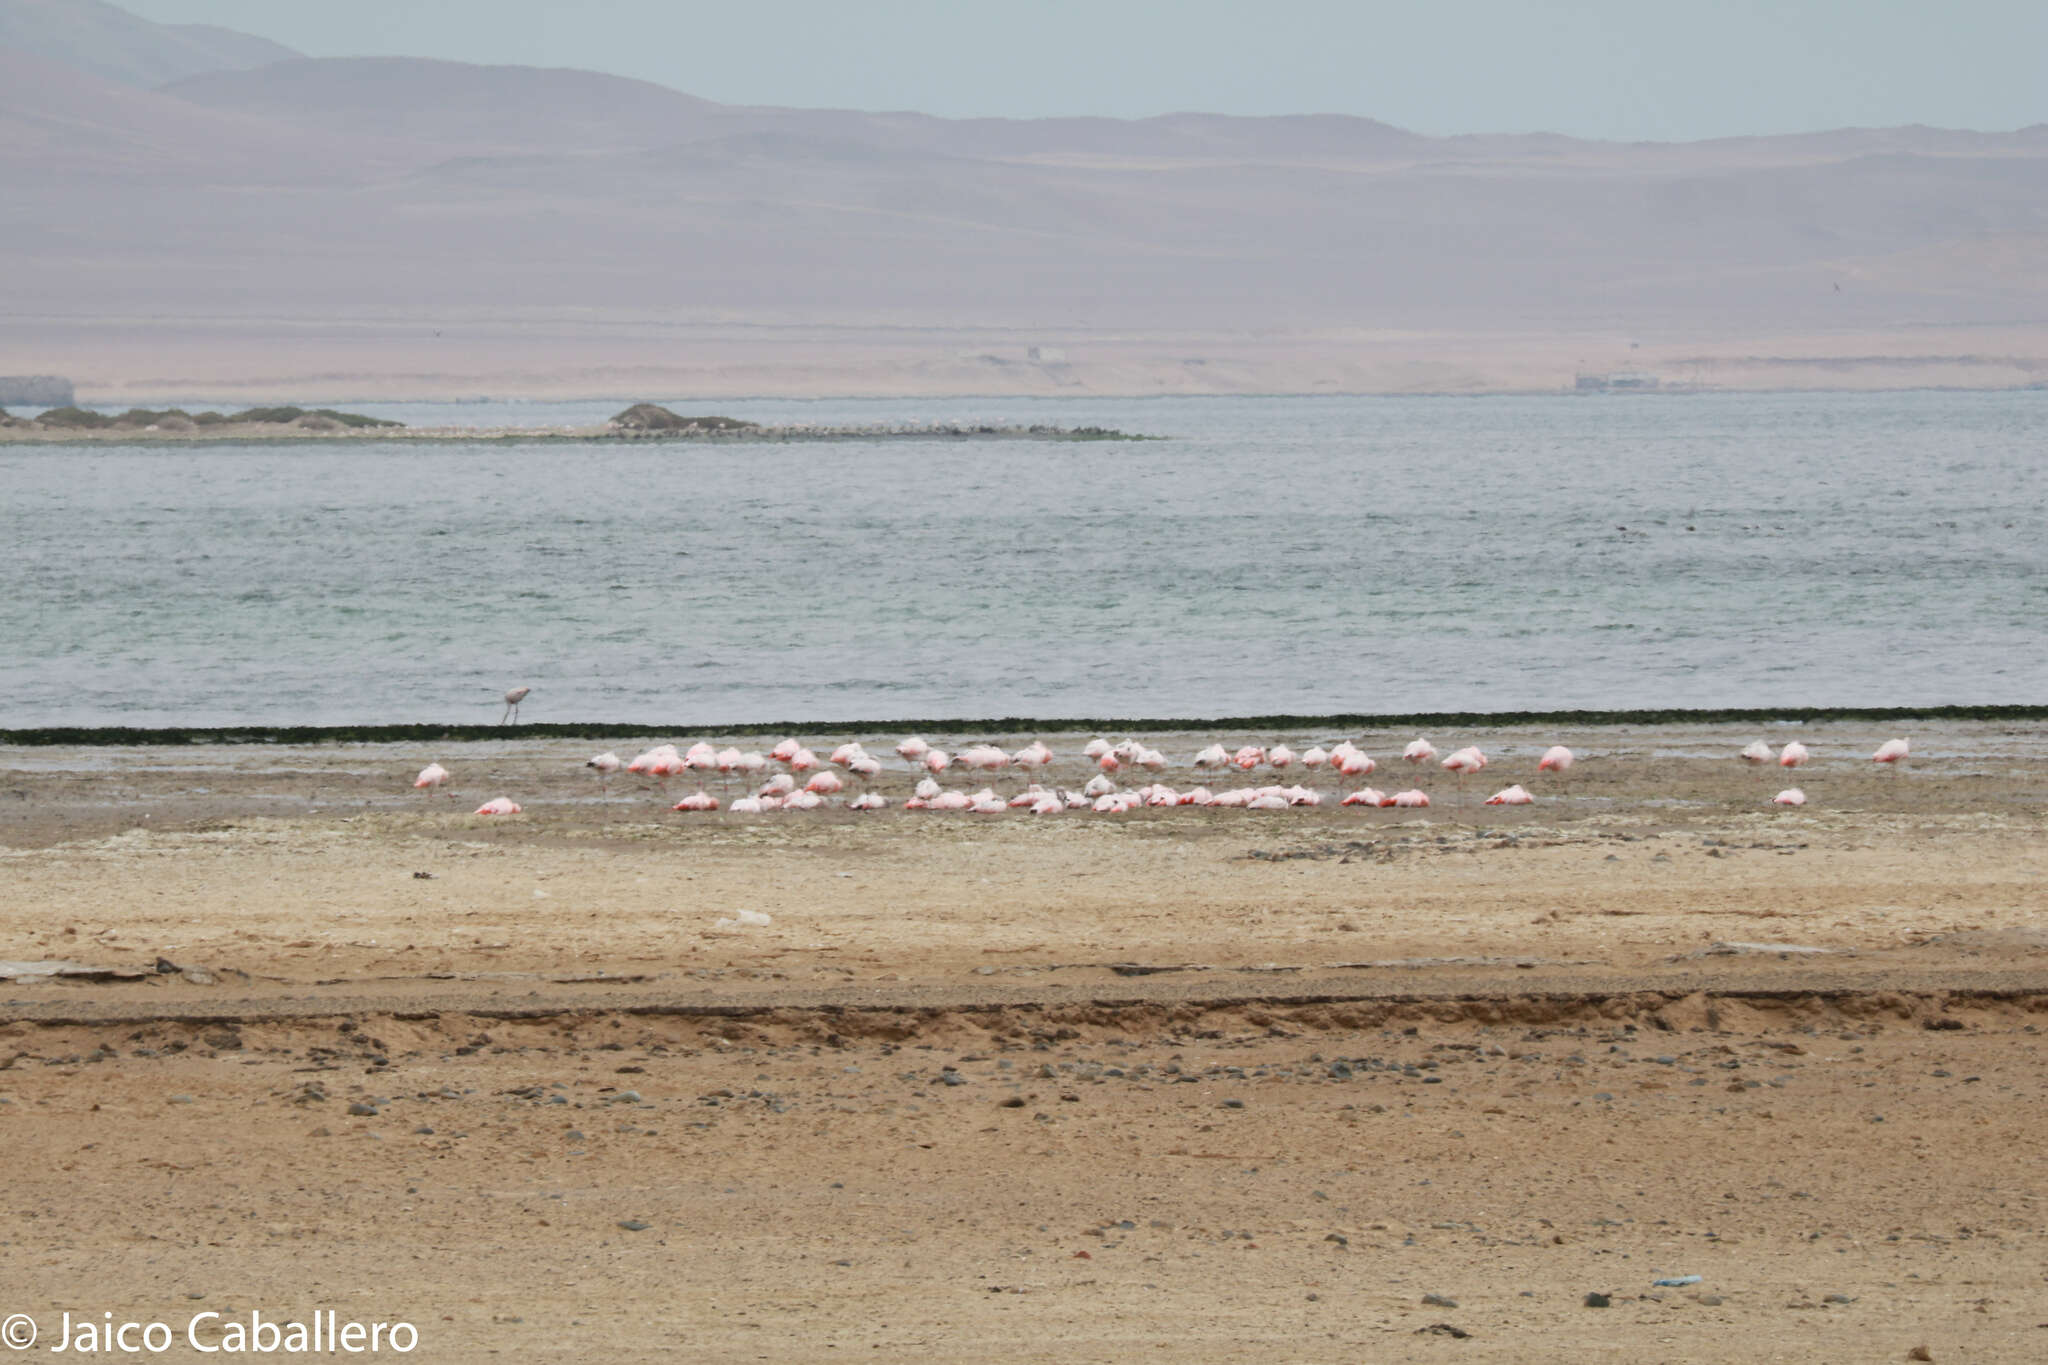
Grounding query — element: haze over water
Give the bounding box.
[5,391,2042,728]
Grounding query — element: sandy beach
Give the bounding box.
[4,719,2046,1360]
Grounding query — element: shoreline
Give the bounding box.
[4,702,2041,746]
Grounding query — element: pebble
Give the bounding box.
[617,1219,651,1232]
[347,1102,378,1116]
[1422,1293,1458,1308]
[1584,1292,1612,1308]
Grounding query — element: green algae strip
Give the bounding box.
[3,704,2040,747]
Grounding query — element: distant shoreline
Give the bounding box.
[0,421,1153,445]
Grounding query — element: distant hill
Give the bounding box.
[0,0,295,87]
[1,13,2044,398]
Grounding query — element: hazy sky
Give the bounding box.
[116,0,2047,141]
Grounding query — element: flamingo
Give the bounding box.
[769,738,801,763]
[805,770,845,795]
[1232,745,1265,772]
[499,686,529,725]
[1485,784,1535,806]
[585,752,621,804]
[924,749,952,775]
[1779,742,1810,769]
[1537,745,1573,774]
[1192,743,1230,771]
[1773,788,1807,806]
[413,762,451,795]
[1402,737,1437,767]
[672,791,720,812]
[1873,738,1910,764]
[1389,789,1430,808]
[728,796,766,814]
[849,793,888,811]
[896,737,930,762]
[474,796,521,815]
[1268,744,1297,770]
[1441,746,1488,806]
[958,744,1010,775]
[1739,741,1773,765]
[1341,787,1386,807]
[1084,738,1112,760]
[1335,750,1375,779]
[1300,746,1329,770]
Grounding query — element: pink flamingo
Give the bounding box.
[1441,746,1487,806]
[1779,742,1810,769]
[1873,738,1910,764]
[1402,737,1437,767]
[499,686,529,725]
[413,762,451,797]
[474,796,521,815]
[1485,784,1534,805]
[585,752,621,807]
[1773,788,1806,806]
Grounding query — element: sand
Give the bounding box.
[3,720,2046,1360]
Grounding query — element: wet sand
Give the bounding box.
[3,720,2046,1360]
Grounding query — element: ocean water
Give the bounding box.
[3,392,2042,727]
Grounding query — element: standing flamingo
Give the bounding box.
[499,686,530,724]
[1402,737,1437,767]
[586,752,621,801]
[413,763,452,798]
[1441,746,1488,806]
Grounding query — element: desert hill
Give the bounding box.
[2,0,2044,398]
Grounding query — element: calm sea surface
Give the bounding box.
[3,392,2042,727]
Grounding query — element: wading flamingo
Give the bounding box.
[499,687,529,724]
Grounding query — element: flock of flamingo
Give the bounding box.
[412,732,1911,817]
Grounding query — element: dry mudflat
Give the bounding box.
[3,721,2046,1361]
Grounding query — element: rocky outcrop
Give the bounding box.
[609,403,758,432]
